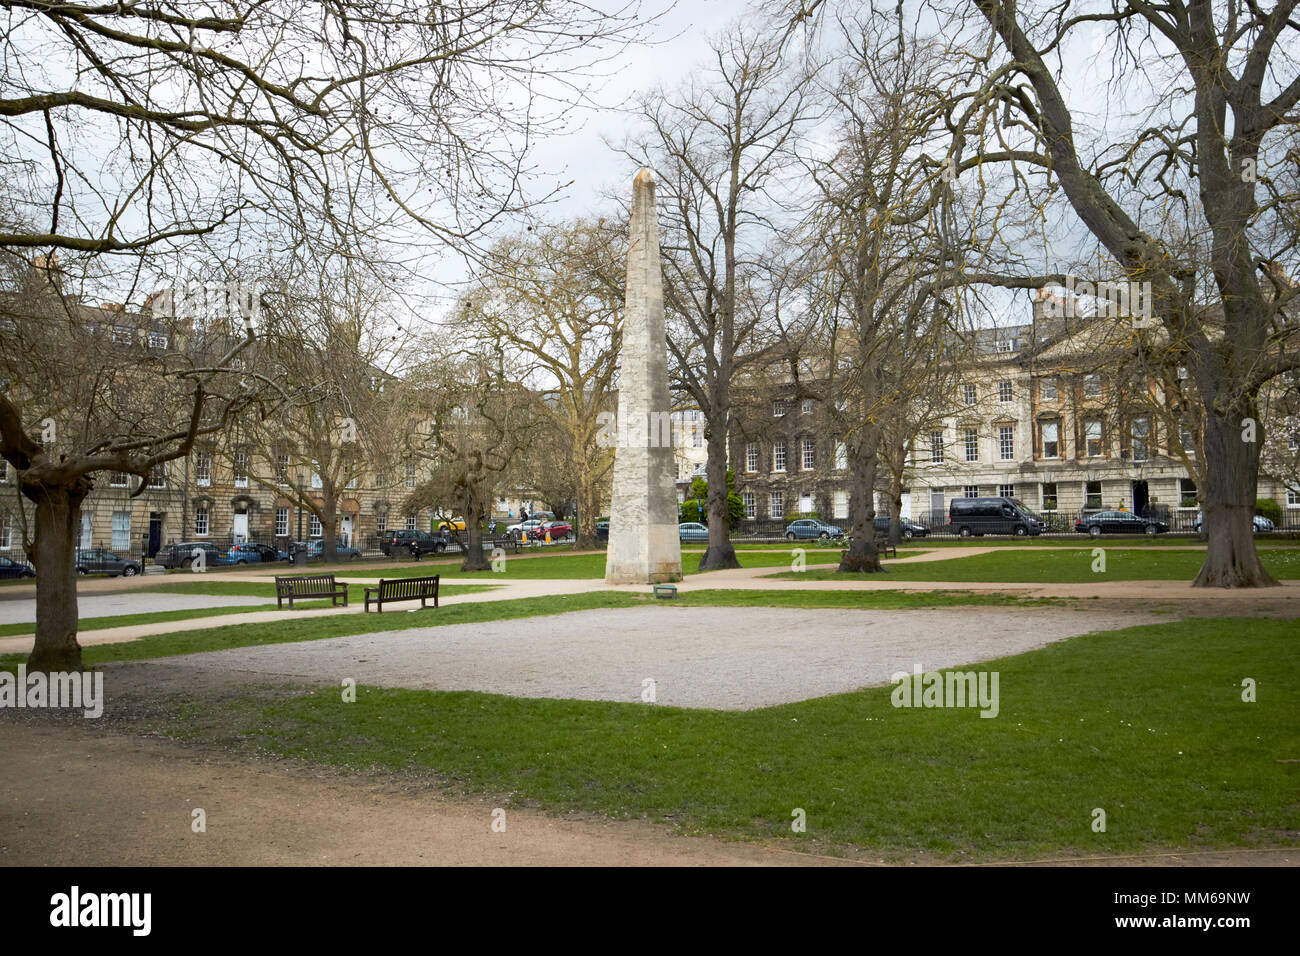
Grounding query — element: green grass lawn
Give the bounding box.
[0,580,498,638]
[345,552,610,580]
[174,616,1298,859]
[687,535,1300,549]
[672,588,1069,609]
[767,547,1300,583]
[345,547,901,580]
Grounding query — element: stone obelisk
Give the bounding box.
[605,168,683,585]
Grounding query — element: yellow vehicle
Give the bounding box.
[436,517,467,532]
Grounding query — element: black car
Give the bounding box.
[379,529,448,558]
[872,515,929,539]
[0,555,35,579]
[949,497,1045,537]
[154,541,223,569]
[1074,510,1169,537]
[245,542,290,562]
[76,548,142,577]
[595,520,609,542]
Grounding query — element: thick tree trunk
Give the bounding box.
[24,479,89,672]
[887,473,904,547]
[460,491,491,572]
[1193,407,1276,587]
[575,462,599,551]
[839,433,883,574]
[698,415,739,571]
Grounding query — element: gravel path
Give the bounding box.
[0,591,268,626]
[128,604,1165,709]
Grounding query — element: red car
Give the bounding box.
[540,521,573,540]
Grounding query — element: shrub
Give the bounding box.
[1255,498,1283,526]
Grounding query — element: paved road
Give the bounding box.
[0,591,268,627]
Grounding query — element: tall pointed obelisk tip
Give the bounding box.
[634,167,655,188]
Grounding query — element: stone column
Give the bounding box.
[605,168,683,585]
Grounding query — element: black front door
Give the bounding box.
[148,514,163,557]
[1132,481,1150,517]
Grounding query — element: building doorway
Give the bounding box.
[340,515,354,548]
[1132,480,1150,517]
[929,488,945,526]
[148,513,163,557]
[232,512,249,543]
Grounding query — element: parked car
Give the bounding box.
[76,548,142,577]
[679,521,710,541]
[1191,513,1275,533]
[219,543,265,565]
[872,515,929,539]
[508,519,546,540]
[949,497,1045,537]
[246,542,291,562]
[595,520,610,542]
[785,518,845,540]
[435,517,467,531]
[539,520,573,540]
[305,539,362,560]
[1075,510,1169,537]
[0,555,35,579]
[154,541,222,569]
[379,529,447,558]
[508,511,555,532]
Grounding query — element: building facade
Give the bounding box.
[729,303,1298,529]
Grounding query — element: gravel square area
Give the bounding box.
[126,604,1161,709]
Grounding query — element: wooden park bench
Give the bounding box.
[275,573,349,610]
[363,575,440,613]
[873,533,897,559]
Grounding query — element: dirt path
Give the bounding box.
[2,720,1291,867]
[0,721,842,867]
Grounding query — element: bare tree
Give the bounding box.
[245,253,409,560]
[0,1,645,258]
[797,16,971,572]
[402,336,536,572]
[454,219,623,549]
[949,0,1300,586]
[0,251,263,670]
[627,23,812,571]
[0,0,647,669]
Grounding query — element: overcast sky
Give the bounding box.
[528,0,755,221]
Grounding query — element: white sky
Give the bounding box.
[528,0,754,220]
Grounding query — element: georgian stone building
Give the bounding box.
[0,287,422,560]
[729,295,1297,529]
